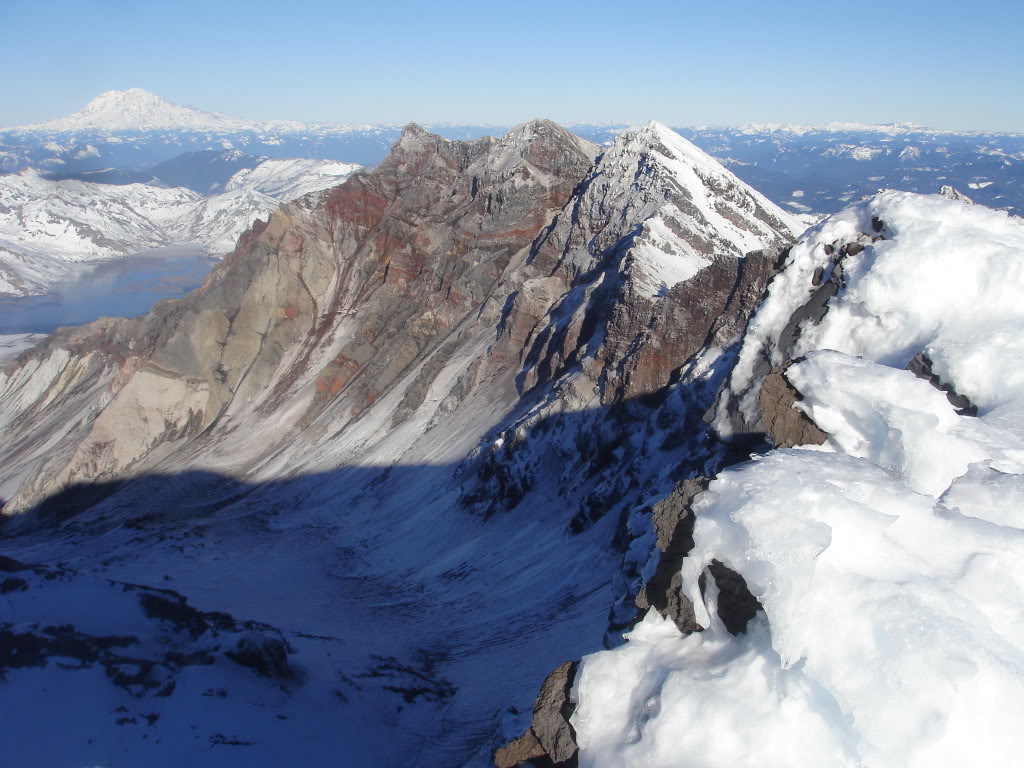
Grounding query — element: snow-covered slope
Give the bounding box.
[571,191,1024,767]
[0,170,202,294]
[170,187,280,253]
[0,157,359,295]
[225,158,361,200]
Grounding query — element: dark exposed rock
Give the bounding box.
[845,241,865,256]
[493,661,579,767]
[907,351,979,416]
[531,661,579,765]
[871,215,885,233]
[634,477,707,633]
[138,592,211,639]
[708,559,762,635]
[759,368,828,448]
[0,576,28,593]
[494,729,548,768]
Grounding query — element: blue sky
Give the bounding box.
[3,0,1022,131]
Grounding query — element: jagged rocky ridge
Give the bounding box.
[0,120,799,765]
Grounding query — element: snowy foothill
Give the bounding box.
[572,190,1024,767]
[0,157,360,296]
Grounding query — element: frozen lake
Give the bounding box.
[0,245,218,335]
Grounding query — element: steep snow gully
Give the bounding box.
[3,121,1024,767]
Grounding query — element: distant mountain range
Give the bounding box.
[3,89,1022,216]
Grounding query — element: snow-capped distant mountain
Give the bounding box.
[4,90,1021,216]
[1,89,419,168]
[0,156,360,296]
[11,88,308,134]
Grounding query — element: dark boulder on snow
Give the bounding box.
[907,351,979,416]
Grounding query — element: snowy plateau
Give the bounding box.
[1,97,1024,768]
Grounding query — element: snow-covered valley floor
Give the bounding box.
[1,431,626,766]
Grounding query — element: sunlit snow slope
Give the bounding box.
[573,191,1024,768]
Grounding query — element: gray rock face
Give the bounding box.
[635,477,706,633]
[531,661,579,764]
[759,368,828,448]
[0,120,796,524]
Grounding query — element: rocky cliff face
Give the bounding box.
[0,121,799,766]
[0,121,797,518]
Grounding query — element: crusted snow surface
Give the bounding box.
[573,191,1024,767]
[717,190,1024,435]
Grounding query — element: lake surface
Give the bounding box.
[0,245,218,334]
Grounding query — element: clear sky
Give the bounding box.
[2,0,1022,131]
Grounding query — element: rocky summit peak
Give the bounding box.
[398,121,431,137]
[618,120,727,175]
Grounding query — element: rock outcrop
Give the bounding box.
[497,661,580,767]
